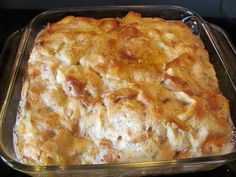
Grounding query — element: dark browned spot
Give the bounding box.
[42,130,56,141]
[169,117,190,131]
[147,127,152,137]
[119,47,135,61]
[100,139,112,147]
[25,101,31,110]
[204,92,227,111]
[201,134,226,154]
[106,88,138,105]
[125,11,142,19]
[163,74,193,95]
[132,134,148,143]
[99,19,120,32]
[67,76,86,97]
[108,38,117,49]
[119,25,144,39]
[147,127,152,132]
[66,76,94,108]
[194,100,207,118]
[174,148,190,159]
[78,17,96,23]
[72,124,78,135]
[162,98,170,104]
[165,53,196,70]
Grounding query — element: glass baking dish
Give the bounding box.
[0,5,236,177]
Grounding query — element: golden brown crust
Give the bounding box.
[15,12,234,165]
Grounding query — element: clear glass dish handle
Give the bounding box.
[209,24,236,91]
[0,29,24,109]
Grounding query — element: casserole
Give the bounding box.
[0,5,236,177]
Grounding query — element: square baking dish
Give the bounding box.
[0,5,236,177]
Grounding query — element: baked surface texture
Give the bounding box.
[15,12,234,165]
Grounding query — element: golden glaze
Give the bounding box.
[15,12,234,165]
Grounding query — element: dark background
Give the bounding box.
[0,0,236,176]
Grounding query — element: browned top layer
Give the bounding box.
[15,12,234,165]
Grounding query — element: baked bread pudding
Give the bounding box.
[14,12,234,165]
